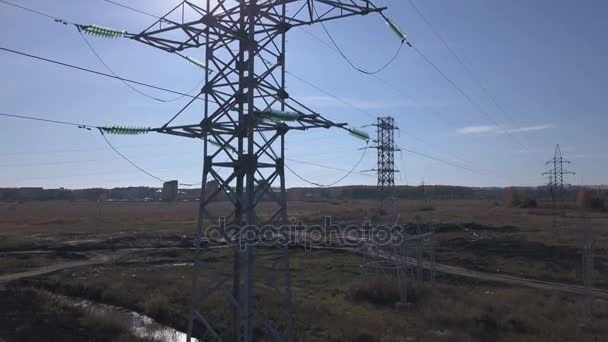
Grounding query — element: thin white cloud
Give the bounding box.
[507,124,555,133]
[458,124,555,135]
[458,125,498,134]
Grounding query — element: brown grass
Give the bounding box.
[21,248,608,342]
[3,199,608,341]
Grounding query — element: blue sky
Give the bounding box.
[0,0,606,189]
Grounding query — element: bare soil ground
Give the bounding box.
[0,199,606,341]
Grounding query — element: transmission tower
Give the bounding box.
[542,144,575,237]
[369,116,400,213]
[543,144,575,193]
[122,1,396,341]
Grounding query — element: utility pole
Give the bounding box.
[369,116,400,214]
[542,144,575,238]
[581,213,594,328]
[126,1,391,341]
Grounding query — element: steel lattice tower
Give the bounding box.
[370,116,400,211]
[543,144,575,193]
[542,144,575,237]
[125,1,388,341]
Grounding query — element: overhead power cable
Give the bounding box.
[0,47,209,102]
[1,0,204,103]
[285,144,370,187]
[397,145,487,175]
[0,0,73,24]
[320,21,405,75]
[101,0,162,19]
[411,45,528,151]
[78,31,165,102]
[0,112,95,129]
[285,158,375,178]
[298,27,453,127]
[98,129,168,183]
[1,1,208,75]
[285,71,374,120]
[77,30,204,103]
[283,51,477,170]
[93,0,470,170]
[3,111,365,187]
[0,111,199,186]
[406,0,531,149]
[314,5,408,75]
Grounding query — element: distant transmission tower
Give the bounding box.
[121,1,399,341]
[542,144,575,237]
[369,116,400,214]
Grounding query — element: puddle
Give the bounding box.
[53,294,199,342]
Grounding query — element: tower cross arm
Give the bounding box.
[278,0,386,27]
[126,0,386,52]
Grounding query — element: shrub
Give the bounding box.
[350,276,400,306]
[143,292,170,321]
[503,188,521,207]
[416,204,435,212]
[589,197,606,212]
[520,198,537,209]
[577,188,606,212]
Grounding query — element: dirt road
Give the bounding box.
[1,246,607,301]
[0,249,141,283]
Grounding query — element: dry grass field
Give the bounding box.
[1,198,607,341]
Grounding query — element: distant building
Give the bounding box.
[162,180,179,202]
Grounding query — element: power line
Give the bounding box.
[406,0,531,149]
[101,0,162,19]
[285,71,374,119]
[301,10,526,153]
[411,45,528,151]
[1,0,496,185]
[77,30,203,103]
[0,0,73,24]
[285,158,374,178]
[315,6,405,75]
[0,110,198,186]
[285,51,477,170]
[298,23,453,127]
[98,129,168,183]
[285,144,370,187]
[0,1,205,103]
[94,0,477,174]
[0,46,208,102]
[398,145,488,175]
[1,110,372,186]
[0,112,96,129]
[320,21,405,75]
[78,31,166,102]
[296,28,477,167]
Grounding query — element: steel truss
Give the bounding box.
[542,144,574,237]
[359,216,435,304]
[370,116,400,212]
[126,1,386,341]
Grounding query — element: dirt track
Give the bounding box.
[2,246,607,301]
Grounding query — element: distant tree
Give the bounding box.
[504,187,521,207]
[577,188,606,212]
